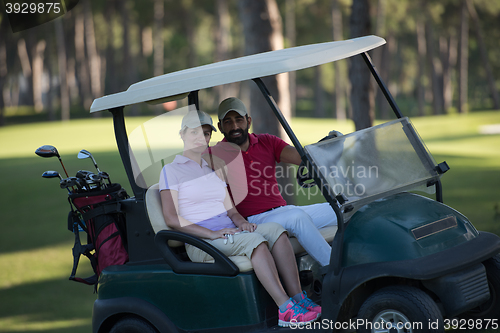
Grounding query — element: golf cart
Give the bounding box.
[88,35,500,332]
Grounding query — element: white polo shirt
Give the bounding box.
[159,155,232,228]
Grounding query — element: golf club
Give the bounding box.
[86,173,103,190]
[35,145,70,177]
[78,149,101,173]
[42,170,71,193]
[76,170,93,191]
[98,171,111,187]
[76,170,92,179]
[42,170,62,180]
[60,177,82,192]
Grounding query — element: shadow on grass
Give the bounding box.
[0,277,95,333]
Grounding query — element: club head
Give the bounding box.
[78,149,101,173]
[35,145,60,158]
[60,177,80,190]
[76,170,92,179]
[86,173,101,182]
[77,149,92,160]
[42,170,62,180]
[76,177,88,191]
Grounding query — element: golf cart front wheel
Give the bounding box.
[357,286,444,333]
[109,316,158,333]
[459,254,500,320]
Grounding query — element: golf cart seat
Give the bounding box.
[146,183,254,272]
[146,183,338,272]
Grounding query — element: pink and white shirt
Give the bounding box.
[159,155,234,231]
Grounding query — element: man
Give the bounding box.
[207,97,337,267]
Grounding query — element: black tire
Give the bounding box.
[460,255,500,320]
[357,286,444,333]
[109,316,158,333]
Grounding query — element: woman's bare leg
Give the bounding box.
[271,233,302,297]
[251,243,289,306]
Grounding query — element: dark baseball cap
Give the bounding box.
[217,97,248,120]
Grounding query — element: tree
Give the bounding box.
[458,0,469,113]
[238,0,290,137]
[416,16,427,116]
[285,0,296,116]
[332,0,347,120]
[154,0,164,78]
[214,0,234,102]
[425,18,444,115]
[55,18,70,121]
[238,0,294,204]
[74,5,92,109]
[349,0,374,130]
[0,18,8,126]
[466,0,499,109]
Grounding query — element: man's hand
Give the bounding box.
[237,221,257,232]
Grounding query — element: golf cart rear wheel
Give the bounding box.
[357,286,444,333]
[109,316,158,333]
[459,255,500,320]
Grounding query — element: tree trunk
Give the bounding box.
[182,0,197,68]
[239,0,290,136]
[154,0,164,77]
[425,21,444,115]
[121,0,138,114]
[458,0,469,114]
[349,0,373,130]
[466,0,499,109]
[214,0,233,103]
[239,0,293,204]
[45,36,56,121]
[416,17,426,116]
[17,38,34,106]
[286,0,296,116]
[373,0,389,118]
[32,39,46,113]
[105,1,118,94]
[84,0,101,100]
[332,0,347,121]
[441,34,457,113]
[55,19,70,121]
[74,7,92,109]
[0,18,7,126]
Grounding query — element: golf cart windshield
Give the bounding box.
[305,117,440,219]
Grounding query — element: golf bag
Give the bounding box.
[67,183,129,288]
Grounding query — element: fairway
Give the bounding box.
[0,111,499,332]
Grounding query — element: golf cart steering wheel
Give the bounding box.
[296,130,343,188]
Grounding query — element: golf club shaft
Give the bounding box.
[58,157,70,177]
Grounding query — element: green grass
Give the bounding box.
[0,111,499,332]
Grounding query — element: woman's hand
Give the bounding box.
[238,221,257,232]
[210,228,238,240]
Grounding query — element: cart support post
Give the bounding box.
[361,52,404,119]
[110,107,145,200]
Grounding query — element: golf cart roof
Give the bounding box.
[90,35,385,113]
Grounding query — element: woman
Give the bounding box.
[159,111,320,327]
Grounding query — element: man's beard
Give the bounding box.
[223,126,249,146]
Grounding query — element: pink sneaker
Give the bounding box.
[278,299,318,327]
[296,291,322,314]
